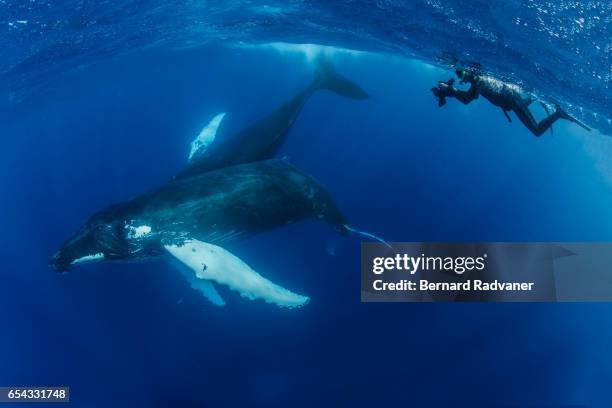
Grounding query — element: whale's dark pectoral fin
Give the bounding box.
[165,239,309,308]
[315,59,369,100]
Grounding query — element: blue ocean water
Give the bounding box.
[1,1,612,407]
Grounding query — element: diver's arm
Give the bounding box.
[450,83,478,105]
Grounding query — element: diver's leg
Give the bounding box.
[512,101,558,137]
[513,101,591,136]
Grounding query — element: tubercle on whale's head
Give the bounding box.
[49,215,126,272]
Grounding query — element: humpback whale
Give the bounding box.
[50,61,385,309]
[176,60,369,179]
[50,160,348,308]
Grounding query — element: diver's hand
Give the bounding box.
[437,78,456,91]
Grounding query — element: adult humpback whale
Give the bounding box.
[176,60,369,179]
[50,160,348,308]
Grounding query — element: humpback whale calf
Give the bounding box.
[50,160,349,308]
[176,60,369,179]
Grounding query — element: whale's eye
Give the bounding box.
[202,264,208,272]
[192,247,196,252]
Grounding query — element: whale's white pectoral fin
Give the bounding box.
[170,259,226,306]
[164,240,309,308]
[189,279,226,306]
[188,112,226,162]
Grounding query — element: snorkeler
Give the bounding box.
[431,68,591,136]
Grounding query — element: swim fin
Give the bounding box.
[556,105,591,132]
[314,59,369,100]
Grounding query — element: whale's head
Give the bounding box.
[50,214,126,272]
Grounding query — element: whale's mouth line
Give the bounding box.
[70,252,105,265]
[50,250,106,272]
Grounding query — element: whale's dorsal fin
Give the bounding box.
[164,239,309,308]
[188,112,226,162]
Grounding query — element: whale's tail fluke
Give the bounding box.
[313,59,369,100]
